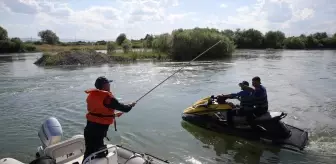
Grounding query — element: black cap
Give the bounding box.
[95,76,113,89]
[252,76,261,83]
[239,81,249,86]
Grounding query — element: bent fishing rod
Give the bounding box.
[135,40,223,103]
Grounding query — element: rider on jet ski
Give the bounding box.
[241,76,269,116]
[218,76,268,127]
[218,81,254,127]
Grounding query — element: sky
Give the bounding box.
[0,0,335,41]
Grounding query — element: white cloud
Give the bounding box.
[0,0,335,40]
[171,0,179,6]
[236,6,249,13]
[167,12,195,23]
[211,0,269,33]
[0,1,10,12]
[205,0,335,36]
[294,8,315,20]
[3,0,39,14]
[220,4,228,8]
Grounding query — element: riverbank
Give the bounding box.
[31,44,336,53]
[34,44,107,52]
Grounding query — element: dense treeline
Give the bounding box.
[217,29,336,49]
[0,26,36,53]
[115,28,336,52]
[2,24,336,56]
[151,28,234,60]
[26,27,336,51]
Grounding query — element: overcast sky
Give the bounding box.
[0,0,335,41]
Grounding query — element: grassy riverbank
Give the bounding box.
[34,44,107,52]
[34,49,168,66]
[110,51,169,61]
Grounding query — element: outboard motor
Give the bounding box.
[36,117,63,157]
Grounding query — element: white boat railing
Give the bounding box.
[82,145,118,164]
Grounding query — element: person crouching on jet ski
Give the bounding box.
[218,81,254,127]
[83,76,136,162]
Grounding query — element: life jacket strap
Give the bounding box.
[88,112,117,131]
[88,112,115,118]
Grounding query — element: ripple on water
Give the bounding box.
[1,50,336,164]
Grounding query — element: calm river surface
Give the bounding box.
[0,50,335,164]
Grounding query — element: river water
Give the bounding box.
[0,50,335,164]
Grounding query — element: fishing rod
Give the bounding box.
[135,40,223,103]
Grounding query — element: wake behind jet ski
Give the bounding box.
[181,95,309,152]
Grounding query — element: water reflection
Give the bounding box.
[155,57,235,76]
[0,53,29,63]
[0,55,14,62]
[232,49,284,61]
[12,53,26,61]
[181,121,281,164]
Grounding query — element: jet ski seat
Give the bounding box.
[254,112,287,122]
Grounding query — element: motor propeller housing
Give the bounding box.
[38,117,63,149]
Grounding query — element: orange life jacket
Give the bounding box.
[85,89,116,125]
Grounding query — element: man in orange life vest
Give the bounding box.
[83,76,136,161]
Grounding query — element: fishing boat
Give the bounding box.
[0,117,169,164]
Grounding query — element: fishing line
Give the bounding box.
[135,40,223,103]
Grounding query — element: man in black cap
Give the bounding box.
[219,81,254,127]
[83,76,136,162]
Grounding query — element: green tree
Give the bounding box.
[121,39,132,53]
[234,28,264,49]
[107,41,118,53]
[264,31,285,49]
[312,32,328,40]
[152,33,172,54]
[284,37,306,49]
[130,40,143,48]
[0,26,8,40]
[169,28,235,60]
[221,29,235,40]
[321,37,336,48]
[10,37,24,52]
[306,35,321,49]
[144,34,154,48]
[116,33,127,46]
[24,44,36,52]
[38,30,59,44]
[0,40,14,53]
[96,40,107,45]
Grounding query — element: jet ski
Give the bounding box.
[181,121,282,163]
[181,95,309,152]
[0,117,169,164]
